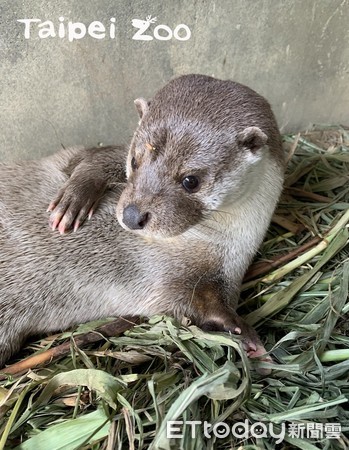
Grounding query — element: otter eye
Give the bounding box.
[131,157,138,171]
[182,175,200,193]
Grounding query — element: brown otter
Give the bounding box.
[0,74,285,368]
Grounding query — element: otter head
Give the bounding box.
[116,78,270,239]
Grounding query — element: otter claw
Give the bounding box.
[244,341,257,353]
[47,201,56,212]
[73,220,80,232]
[50,213,63,231]
[58,217,69,235]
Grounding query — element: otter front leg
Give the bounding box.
[48,145,127,234]
[201,311,269,360]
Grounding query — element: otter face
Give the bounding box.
[116,128,206,237]
[116,98,269,239]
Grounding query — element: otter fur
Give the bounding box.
[0,74,285,368]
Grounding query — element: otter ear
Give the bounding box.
[237,126,268,152]
[134,98,150,119]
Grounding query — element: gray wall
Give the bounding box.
[0,0,348,161]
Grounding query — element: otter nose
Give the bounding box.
[122,204,149,230]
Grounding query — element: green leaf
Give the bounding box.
[15,408,110,450]
[34,368,125,410]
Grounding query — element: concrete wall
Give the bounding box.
[0,0,348,161]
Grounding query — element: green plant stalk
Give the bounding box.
[320,349,349,363]
[242,209,349,290]
[263,231,294,246]
[0,387,28,450]
[246,228,348,326]
[342,303,349,314]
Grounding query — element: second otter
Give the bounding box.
[0,74,285,368]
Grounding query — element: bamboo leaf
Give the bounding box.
[15,409,110,450]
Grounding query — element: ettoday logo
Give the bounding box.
[167,420,286,443]
[166,420,342,442]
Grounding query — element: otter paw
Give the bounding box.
[242,339,273,375]
[200,317,272,375]
[48,182,102,234]
[201,320,242,335]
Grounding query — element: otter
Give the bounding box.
[0,74,285,368]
